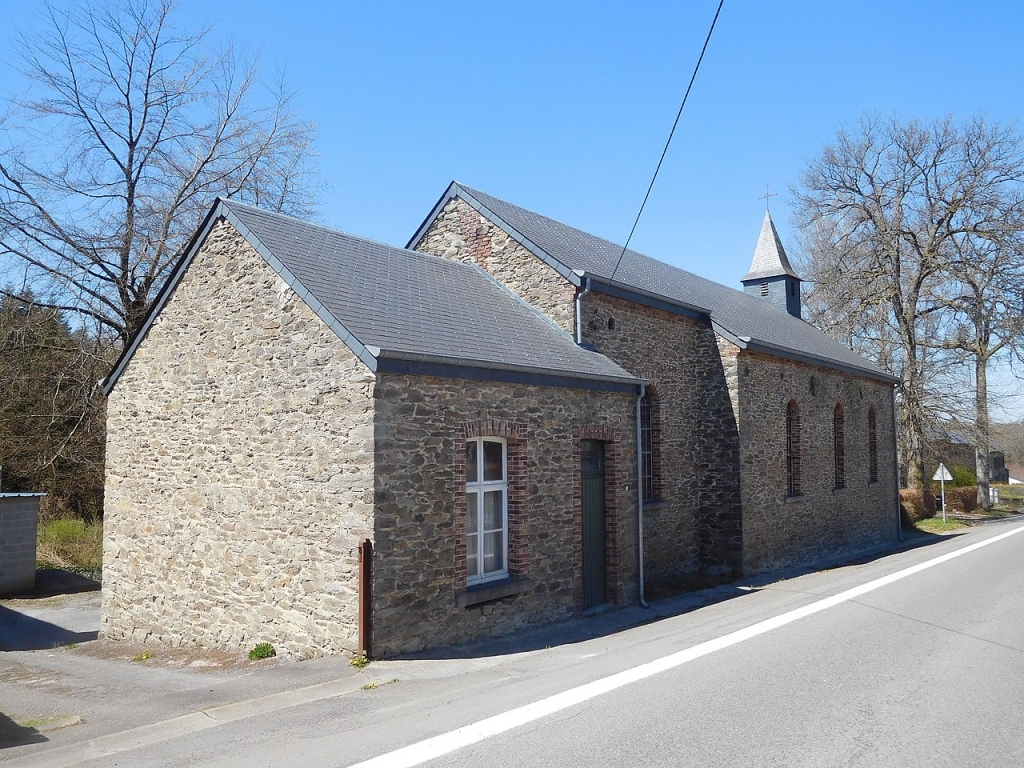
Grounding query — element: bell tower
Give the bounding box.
[741,208,801,318]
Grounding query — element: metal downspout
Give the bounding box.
[575,277,591,345]
[636,383,649,607]
[892,386,903,542]
[358,538,373,657]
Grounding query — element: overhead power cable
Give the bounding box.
[607,0,726,286]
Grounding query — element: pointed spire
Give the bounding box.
[742,210,799,282]
[741,209,802,318]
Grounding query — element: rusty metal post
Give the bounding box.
[358,538,372,658]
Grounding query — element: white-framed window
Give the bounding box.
[465,437,508,585]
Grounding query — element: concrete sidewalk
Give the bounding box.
[0,580,361,762]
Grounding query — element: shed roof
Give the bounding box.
[101,199,640,395]
[410,182,895,384]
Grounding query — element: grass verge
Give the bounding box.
[914,517,968,534]
[37,517,103,580]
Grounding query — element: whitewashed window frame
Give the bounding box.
[465,437,509,586]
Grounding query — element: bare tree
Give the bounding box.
[992,420,1024,467]
[0,0,320,343]
[793,115,1024,492]
[932,174,1024,507]
[0,291,110,517]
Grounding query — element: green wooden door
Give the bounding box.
[581,440,607,609]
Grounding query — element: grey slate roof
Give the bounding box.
[102,198,639,395]
[743,210,800,281]
[410,182,894,384]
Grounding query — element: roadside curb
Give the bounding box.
[3,673,369,768]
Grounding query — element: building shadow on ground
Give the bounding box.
[15,569,101,599]
[0,569,101,652]
[0,606,99,651]
[396,529,958,661]
[0,712,47,749]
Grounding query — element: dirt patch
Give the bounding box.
[0,658,75,694]
[74,637,278,671]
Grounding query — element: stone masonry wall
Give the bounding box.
[371,374,637,656]
[0,495,41,596]
[414,198,578,335]
[102,219,375,658]
[737,352,897,574]
[582,295,743,588]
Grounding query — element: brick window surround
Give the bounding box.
[454,420,528,590]
[786,400,802,496]
[572,425,626,609]
[868,406,879,483]
[834,403,846,489]
[637,377,666,502]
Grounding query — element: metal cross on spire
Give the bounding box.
[759,184,778,211]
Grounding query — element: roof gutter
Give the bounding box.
[717,325,899,385]
[371,347,641,388]
[586,274,710,319]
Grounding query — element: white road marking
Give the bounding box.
[348,524,1024,768]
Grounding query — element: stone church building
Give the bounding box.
[100,182,898,657]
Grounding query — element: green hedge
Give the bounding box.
[942,486,978,513]
[930,465,977,491]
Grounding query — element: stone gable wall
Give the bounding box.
[737,352,897,573]
[413,198,578,335]
[581,294,742,588]
[371,374,636,656]
[102,219,375,658]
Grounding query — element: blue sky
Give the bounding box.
[3,1,1024,411]
[5,1,1022,283]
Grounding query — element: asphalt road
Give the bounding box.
[6,521,1024,768]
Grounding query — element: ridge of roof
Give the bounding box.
[421,183,894,384]
[742,210,800,281]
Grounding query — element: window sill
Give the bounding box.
[833,486,847,495]
[784,494,806,504]
[642,498,670,510]
[868,481,879,487]
[456,577,532,609]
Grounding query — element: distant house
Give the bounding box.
[1006,462,1024,485]
[100,184,898,658]
[991,452,1009,484]
[924,424,1008,483]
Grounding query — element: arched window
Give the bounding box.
[465,437,508,585]
[834,403,846,489]
[640,388,661,501]
[786,400,801,496]
[868,407,878,483]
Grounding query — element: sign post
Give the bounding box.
[933,463,953,524]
